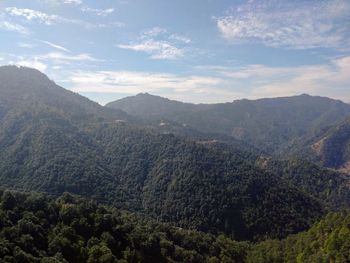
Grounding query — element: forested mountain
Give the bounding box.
[0,66,130,124]
[0,66,337,241]
[107,93,350,153]
[0,190,348,263]
[284,117,350,172]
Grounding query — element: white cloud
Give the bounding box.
[118,39,184,60]
[169,34,191,44]
[0,20,28,34]
[4,7,113,29]
[15,59,47,72]
[117,27,191,60]
[62,0,82,5]
[142,27,167,38]
[216,0,350,49]
[40,40,70,53]
[18,42,36,48]
[42,0,82,5]
[81,7,114,16]
[40,52,100,63]
[5,7,59,25]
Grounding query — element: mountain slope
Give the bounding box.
[248,210,350,262]
[107,94,350,153]
[287,117,350,172]
[0,66,130,123]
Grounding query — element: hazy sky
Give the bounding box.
[0,0,349,104]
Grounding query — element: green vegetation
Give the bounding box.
[247,210,350,263]
[0,190,249,263]
[288,117,350,170]
[0,190,349,263]
[259,158,350,208]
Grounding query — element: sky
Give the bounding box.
[0,0,349,104]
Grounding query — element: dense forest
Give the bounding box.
[0,190,348,263]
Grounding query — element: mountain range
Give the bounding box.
[0,65,349,261]
[107,92,350,170]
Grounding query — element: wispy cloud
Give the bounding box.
[169,34,192,44]
[216,0,350,49]
[41,0,82,6]
[40,40,71,53]
[118,40,184,60]
[16,59,48,72]
[4,7,121,29]
[142,27,167,38]
[40,52,100,63]
[81,7,114,16]
[117,27,191,60]
[0,20,28,34]
[18,42,36,48]
[6,7,59,25]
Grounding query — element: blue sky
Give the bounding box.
[0,0,349,104]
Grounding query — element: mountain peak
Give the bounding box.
[0,65,50,81]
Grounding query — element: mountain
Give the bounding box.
[0,66,130,123]
[106,93,204,117]
[107,93,350,153]
[286,117,350,172]
[0,66,333,240]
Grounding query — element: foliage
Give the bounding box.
[0,190,249,263]
[247,210,350,263]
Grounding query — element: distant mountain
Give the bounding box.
[106,93,205,117]
[107,93,350,153]
[0,66,334,240]
[287,116,350,172]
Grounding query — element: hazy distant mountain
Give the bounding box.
[106,93,206,117]
[107,93,350,153]
[0,66,336,240]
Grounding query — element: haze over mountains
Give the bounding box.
[0,65,349,262]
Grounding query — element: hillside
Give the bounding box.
[248,210,350,262]
[107,94,350,153]
[0,190,250,263]
[285,117,350,172]
[0,66,334,240]
[0,66,130,124]
[0,190,348,263]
